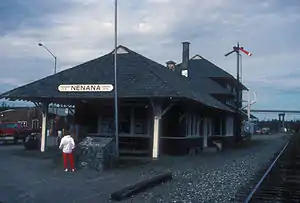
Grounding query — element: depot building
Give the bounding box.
[0,42,248,158]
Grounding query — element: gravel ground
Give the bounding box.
[0,134,289,203]
[125,134,289,203]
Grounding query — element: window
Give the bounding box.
[199,119,204,136]
[189,115,193,136]
[186,114,202,137]
[119,107,131,134]
[226,99,236,107]
[134,107,148,134]
[100,118,114,134]
[226,84,231,90]
[232,88,236,93]
[213,117,221,135]
[195,117,199,136]
[18,121,27,128]
[221,117,226,136]
[185,114,190,136]
[181,70,188,77]
[99,107,114,134]
[32,119,39,129]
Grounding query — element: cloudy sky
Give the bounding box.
[0,0,300,119]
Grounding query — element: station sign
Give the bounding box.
[58,84,114,92]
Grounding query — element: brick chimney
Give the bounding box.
[182,41,190,77]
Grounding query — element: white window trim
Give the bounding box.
[32,119,39,129]
[18,120,28,128]
[186,114,203,137]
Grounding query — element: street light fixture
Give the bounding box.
[38,43,57,74]
[38,42,58,137]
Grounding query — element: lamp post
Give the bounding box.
[38,43,57,113]
[114,0,119,158]
[38,43,57,137]
[38,43,57,75]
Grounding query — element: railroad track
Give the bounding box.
[234,134,300,203]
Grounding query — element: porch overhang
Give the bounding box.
[1,92,234,113]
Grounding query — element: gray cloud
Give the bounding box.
[0,0,300,111]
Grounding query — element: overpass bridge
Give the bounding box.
[251,109,300,113]
[251,109,300,130]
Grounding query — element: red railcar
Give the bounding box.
[0,122,40,143]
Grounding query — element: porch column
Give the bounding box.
[151,101,174,159]
[130,107,135,136]
[152,103,162,159]
[220,118,223,136]
[41,102,49,152]
[226,115,234,136]
[203,119,208,148]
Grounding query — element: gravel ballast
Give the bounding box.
[0,134,289,203]
[127,134,289,203]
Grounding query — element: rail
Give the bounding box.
[243,140,290,203]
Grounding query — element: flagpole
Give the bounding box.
[114,0,119,158]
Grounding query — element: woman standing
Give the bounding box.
[59,129,76,172]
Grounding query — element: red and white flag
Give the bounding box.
[240,47,252,56]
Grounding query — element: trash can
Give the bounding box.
[24,133,40,150]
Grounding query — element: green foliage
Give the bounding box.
[0,102,11,111]
[257,119,300,132]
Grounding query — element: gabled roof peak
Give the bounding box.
[111,45,129,54]
[191,54,204,60]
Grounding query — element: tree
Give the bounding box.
[0,102,11,112]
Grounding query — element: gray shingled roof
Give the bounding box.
[188,77,234,96]
[1,46,233,112]
[176,55,248,91]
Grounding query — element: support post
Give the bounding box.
[130,107,135,136]
[236,42,243,142]
[41,103,49,152]
[247,90,251,120]
[152,103,162,159]
[278,114,281,132]
[278,113,285,132]
[220,118,223,136]
[203,119,208,148]
[151,101,174,159]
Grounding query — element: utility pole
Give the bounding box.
[236,42,241,110]
[114,0,119,159]
[225,42,252,142]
